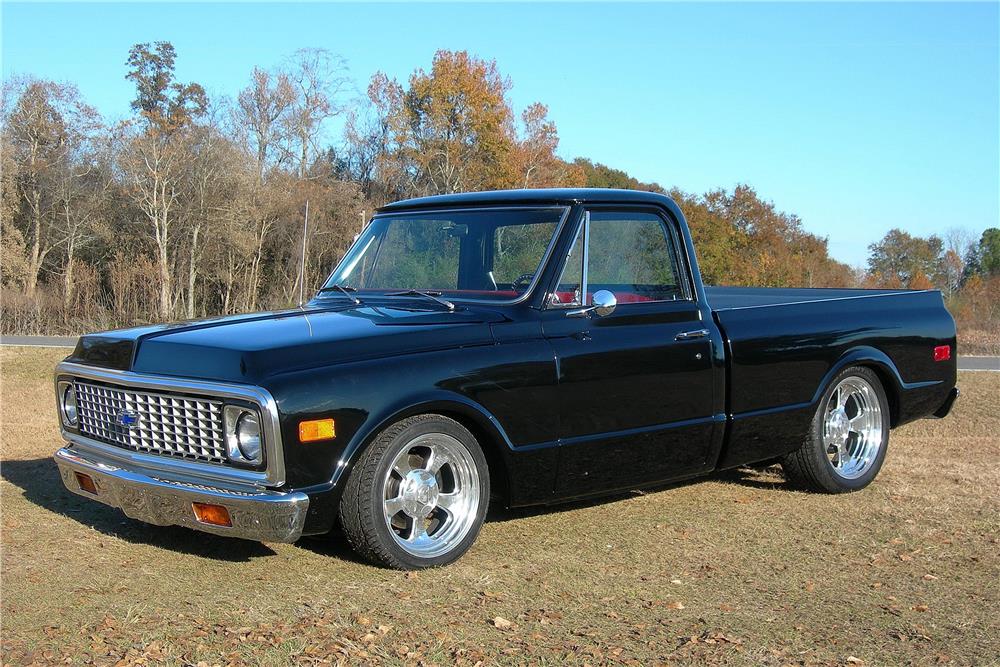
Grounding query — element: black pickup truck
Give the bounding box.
[54,189,959,569]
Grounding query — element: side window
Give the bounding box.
[588,211,684,302]
[551,223,585,306]
[549,210,685,308]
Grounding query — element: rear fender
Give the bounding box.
[716,346,908,470]
[815,346,947,428]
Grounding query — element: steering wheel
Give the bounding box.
[512,272,535,291]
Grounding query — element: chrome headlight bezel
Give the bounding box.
[224,405,264,466]
[58,380,79,428]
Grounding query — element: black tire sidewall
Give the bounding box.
[808,366,890,492]
[364,416,490,569]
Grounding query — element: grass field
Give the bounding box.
[2,347,998,666]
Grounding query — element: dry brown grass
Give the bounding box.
[1,347,998,666]
[959,328,1000,357]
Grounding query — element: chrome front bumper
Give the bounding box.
[54,447,309,543]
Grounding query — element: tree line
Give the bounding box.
[1,44,997,350]
[865,226,999,351]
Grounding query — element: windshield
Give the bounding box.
[321,207,567,302]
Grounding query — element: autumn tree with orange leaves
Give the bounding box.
[345,51,581,202]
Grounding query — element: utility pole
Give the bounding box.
[298,199,310,306]
[360,209,366,234]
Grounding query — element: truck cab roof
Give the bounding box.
[378,188,681,213]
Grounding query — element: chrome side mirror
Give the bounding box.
[591,290,617,317]
[568,289,617,318]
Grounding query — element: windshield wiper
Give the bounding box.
[385,289,455,311]
[316,283,361,304]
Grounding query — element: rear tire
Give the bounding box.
[781,366,890,493]
[338,414,489,569]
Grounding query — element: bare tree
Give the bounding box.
[518,103,559,188]
[116,41,212,319]
[54,135,111,308]
[342,72,406,206]
[3,79,100,296]
[180,114,240,319]
[234,67,296,182]
[118,126,189,318]
[285,48,350,179]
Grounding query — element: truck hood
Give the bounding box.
[67,304,503,384]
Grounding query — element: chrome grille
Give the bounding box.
[74,380,226,464]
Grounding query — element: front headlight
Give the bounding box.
[59,381,78,427]
[224,405,263,465]
[236,412,262,462]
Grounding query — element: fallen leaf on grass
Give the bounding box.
[492,616,513,630]
[922,574,938,581]
[665,601,685,610]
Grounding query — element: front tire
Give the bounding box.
[338,414,489,569]
[781,366,890,493]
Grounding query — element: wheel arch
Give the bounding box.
[814,346,902,427]
[332,393,515,506]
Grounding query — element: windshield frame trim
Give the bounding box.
[318,204,573,307]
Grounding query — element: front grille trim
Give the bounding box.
[55,361,286,488]
[75,380,228,464]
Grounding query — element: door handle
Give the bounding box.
[675,329,710,341]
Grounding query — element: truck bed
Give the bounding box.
[705,286,914,311]
[704,285,956,469]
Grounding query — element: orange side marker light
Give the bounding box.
[192,502,232,527]
[299,418,336,443]
[74,472,98,495]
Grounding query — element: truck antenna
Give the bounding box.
[298,199,310,307]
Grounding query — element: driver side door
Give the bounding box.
[541,207,722,498]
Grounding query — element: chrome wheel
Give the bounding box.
[381,433,481,558]
[823,376,884,479]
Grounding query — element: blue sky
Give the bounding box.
[3,2,998,267]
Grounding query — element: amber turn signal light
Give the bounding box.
[192,502,232,527]
[299,418,336,443]
[933,345,951,362]
[74,472,98,495]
